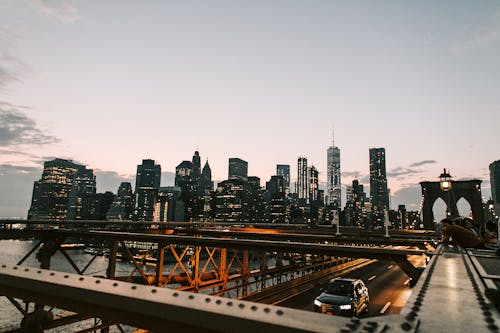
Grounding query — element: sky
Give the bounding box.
[1,0,499,218]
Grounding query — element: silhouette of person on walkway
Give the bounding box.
[440,218,490,249]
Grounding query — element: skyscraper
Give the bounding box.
[175,161,193,188]
[67,166,96,220]
[228,158,248,181]
[82,191,115,220]
[266,175,287,223]
[309,165,319,202]
[201,160,213,191]
[276,164,290,193]
[297,157,308,201]
[133,159,161,221]
[28,158,95,220]
[369,148,389,222]
[107,182,134,220]
[327,133,341,208]
[192,151,201,182]
[352,179,368,228]
[490,160,500,214]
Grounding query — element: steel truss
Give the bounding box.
[0,221,433,331]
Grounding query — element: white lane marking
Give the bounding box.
[404,279,410,286]
[380,302,391,314]
[387,265,394,269]
[368,275,376,281]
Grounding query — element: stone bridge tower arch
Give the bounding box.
[420,179,484,230]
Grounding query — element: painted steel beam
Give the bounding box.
[0,229,430,261]
[181,229,434,247]
[0,219,439,237]
[0,263,420,333]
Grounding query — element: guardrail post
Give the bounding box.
[106,240,118,280]
[155,241,166,287]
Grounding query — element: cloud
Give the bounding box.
[0,148,39,158]
[449,12,500,56]
[391,184,422,211]
[342,171,363,179]
[409,160,436,167]
[95,170,134,193]
[387,167,423,178]
[0,28,26,91]
[0,102,59,146]
[30,0,79,24]
[94,170,175,193]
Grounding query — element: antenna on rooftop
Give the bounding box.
[332,126,335,148]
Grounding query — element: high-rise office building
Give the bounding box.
[276,164,290,193]
[228,158,248,181]
[82,191,115,220]
[266,175,287,224]
[175,161,193,188]
[327,133,341,208]
[490,160,500,214]
[136,159,161,190]
[369,148,389,221]
[214,179,245,222]
[266,175,285,196]
[352,179,368,228]
[133,159,161,221]
[107,182,134,220]
[192,151,201,182]
[201,160,213,191]
[345,185,353,204]
[309,165,319,202]
[246,176,265,223]
[297,157,308,201]
[28,158,95,220]
[176,152,212,222]
[155,186,184,221]
[67,166,96,220]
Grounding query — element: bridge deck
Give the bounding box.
[402,245,500,332]
[1,245,499,332]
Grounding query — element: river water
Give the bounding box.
[0,239,141,332]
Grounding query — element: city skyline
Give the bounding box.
[1,1,499,216]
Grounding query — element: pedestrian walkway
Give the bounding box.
[402,245,499,332]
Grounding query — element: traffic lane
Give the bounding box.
[278,260,412,317]
[363,262,411,316]
[278,260,393,312]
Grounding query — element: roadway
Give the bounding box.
[278,260,413,317]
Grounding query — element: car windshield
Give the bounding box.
[326,281,354,297]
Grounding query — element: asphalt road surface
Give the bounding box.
[278,260,414,317]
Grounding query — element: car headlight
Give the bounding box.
[339,304,352,310]
[314,299,322,307]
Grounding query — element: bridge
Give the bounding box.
[0,220,499,332]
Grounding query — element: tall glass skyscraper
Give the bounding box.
[228,158,248,181]
[107,182,134,220]
[28,158,95,220]
[297,157,308,201]
[276,164,290,193]
[490,160,500,214]
[309,165,319,202]
[192,151,201,182]
[327,134,341,208]
[369,148,389,219]
[134,159,161,221]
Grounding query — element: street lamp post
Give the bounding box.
[333,210,340,236]
[384,209,391,237]
[439,168,452,217]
